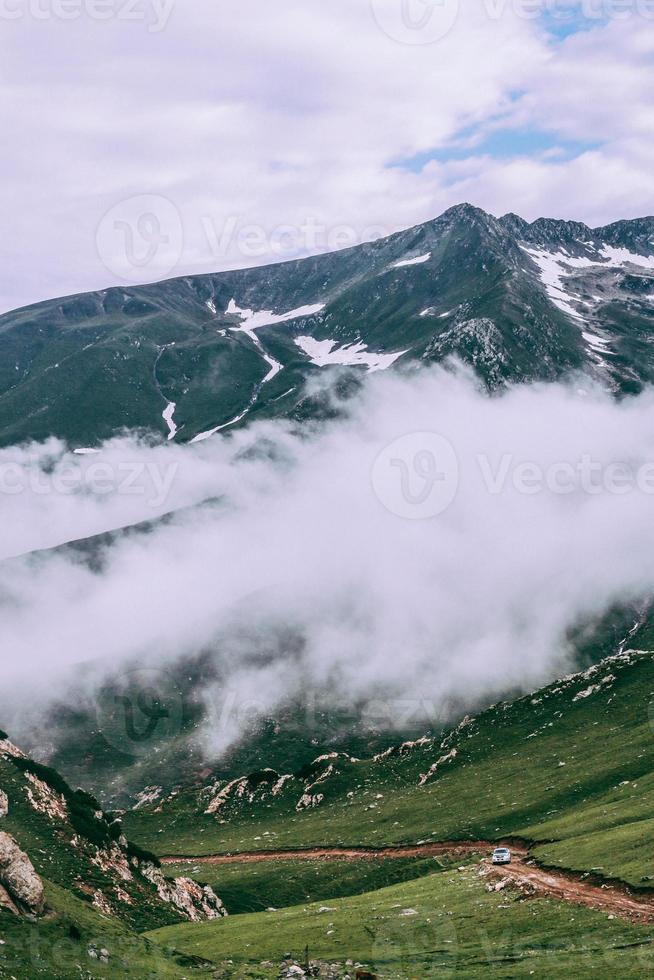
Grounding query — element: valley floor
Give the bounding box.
[149,854,654,979]
[162,842,654,924]
[124,645,654,977]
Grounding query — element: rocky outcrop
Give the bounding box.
[24,772,68,821]
[0,831,45,916]
[0,733,229,930]
[0,736,26,760]
[133,785,163,810]
[91,843,134,883]
[140,862,227,921]
[204,771,283,815]
[419,747,458,786]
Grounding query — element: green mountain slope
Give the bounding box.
[148,865,654,979]
[114,641,654,977]
[9,618,654,978]
[124,638,654,894]
[0,732,226,978]
[1,204,653,447]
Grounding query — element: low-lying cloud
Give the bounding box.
[2,365,654,756]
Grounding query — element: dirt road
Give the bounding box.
[484,857,654,923]
[162,842,654,923]
[160,841,525,865]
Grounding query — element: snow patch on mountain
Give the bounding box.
[522,247,595,320]
[190,300,325,442]
[225,301,324,378]
[393,253,431,269]
[420,307,454,318]
[295,337,407,373]
[162,402,177,441]
[523,243,654,325]
[599,245,654,269]
[191,407,250,444]
[227,300,325,339]
[582,331,614,358]
[262,353,283,384]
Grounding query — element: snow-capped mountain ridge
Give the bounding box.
[0,204,652,447]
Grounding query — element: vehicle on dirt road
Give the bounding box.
[491,847,512,864]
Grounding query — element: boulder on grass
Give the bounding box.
[0,831,45,916]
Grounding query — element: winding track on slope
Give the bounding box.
[161,842,654,923]
[160,841,520,864]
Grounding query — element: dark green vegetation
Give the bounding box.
[1,205,653,447]
[32,651,411,808]
[163,855,446,915]
[17,598,645,812]
[0,743,168,931]
[8,755,155,859]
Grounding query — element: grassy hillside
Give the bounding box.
[6,624,654,976]
[163,855,446,916]
[0,733,226,978]
[125,643,654,892]
[0,881,212,979]
[149,859,654,979]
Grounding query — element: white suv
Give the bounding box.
[491,847,511,864]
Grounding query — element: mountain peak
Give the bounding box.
[1,203,654,447]
[439,202,494,223]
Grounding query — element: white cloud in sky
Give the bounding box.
[0,0,653,313]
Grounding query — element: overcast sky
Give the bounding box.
[2,0,653,313]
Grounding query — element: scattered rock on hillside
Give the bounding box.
[0,789,8,818]
[0,831,45,916]
[274,960,362,978]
